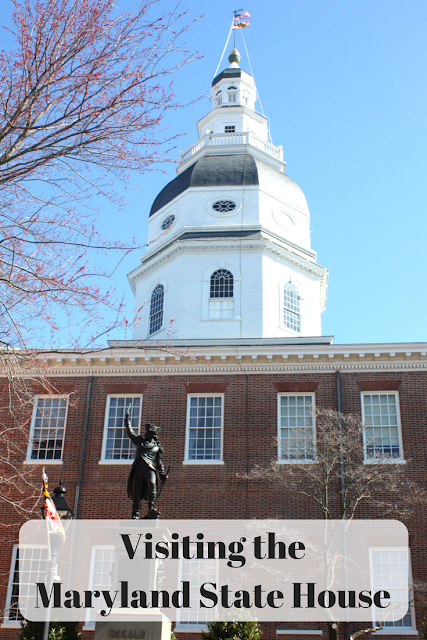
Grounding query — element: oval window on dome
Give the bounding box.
[161,214,175,230]
[273,210,295,231]
[212,199,237,214]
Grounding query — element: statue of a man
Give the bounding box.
[124,411,167,519]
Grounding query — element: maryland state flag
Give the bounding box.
[42,468,65,541]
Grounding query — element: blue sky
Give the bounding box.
[3,0,427,346]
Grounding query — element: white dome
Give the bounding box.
[256,159,309,213]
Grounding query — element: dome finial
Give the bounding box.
[228,48,241,67]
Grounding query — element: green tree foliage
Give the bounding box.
[202,619,262,640]
[19,620,80,640]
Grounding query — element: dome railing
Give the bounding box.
[179,131,284,163]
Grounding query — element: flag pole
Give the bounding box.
[232,9,243,48]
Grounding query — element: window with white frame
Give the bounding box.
[283,282,301,333]
[215,90,222,107]
[185,395,223,463]
[176,555,218,630]
[149,284,164,335]
[370,548,414,630]
[85,547,115,626]
[209,269,234,319]
[278,394,315,462]
[27,396,68,461]
[101,396,142,462]
[227,86,237,103]
[361,392,403,461]
[4,546,48,625]
[224,125,236,133]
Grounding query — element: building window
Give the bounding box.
[283,282,301,333]
[224,125,235,133]
[176,556,218,630]
[185,395,223,463]
[210,269,233,297]
[278,394,315,462]
[161,214,175,230]
[85,547,115,626]
[101,396,142,462]
[361,392,403,461]
[4,546,48,624]
[371,549,414,630]
[149,284,164,335]
[227,86,237,103]
[27,396,68,461]
[211,199,237,214]
[209,269,234,319]
[215,89,222,107]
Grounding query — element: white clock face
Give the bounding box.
[273,210,295,230]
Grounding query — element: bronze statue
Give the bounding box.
[124,411,168,519]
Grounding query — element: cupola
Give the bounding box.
[210,48,257,111]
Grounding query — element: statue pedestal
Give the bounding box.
[94,609,171,640]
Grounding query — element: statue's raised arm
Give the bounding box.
[124,409,140,446]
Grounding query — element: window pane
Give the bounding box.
[87,548,115,624]
[279,395,314,461]
[210,269,233,297]
[363,394,401,459]
[149,285,164,335]
[30,397,68,461]
[371,549,412,628]
[187,397,222,461]
[7,547,48,621]
[104,397,142,460]
[283,284,301,333]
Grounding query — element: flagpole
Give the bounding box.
[39,468,67,640]
[233,9,243,48]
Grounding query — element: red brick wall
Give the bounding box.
[1,370,426,640]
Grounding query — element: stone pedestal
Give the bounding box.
[94,610,171,640]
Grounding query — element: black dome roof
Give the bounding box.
[149,154,259,217]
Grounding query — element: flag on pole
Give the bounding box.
[232,21,250,30]
[42,468,65,541]
[234,11,250,20]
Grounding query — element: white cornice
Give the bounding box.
[28,342,427,377]
[128,237,328,310]
[36,360,427,378]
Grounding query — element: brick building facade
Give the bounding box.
[1,343,427,638]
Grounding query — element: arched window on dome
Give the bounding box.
[215,89,222,107]
[283,282,301,333]
[227,86,237,103]
[149,285,164,335]
[209,269,234,319]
